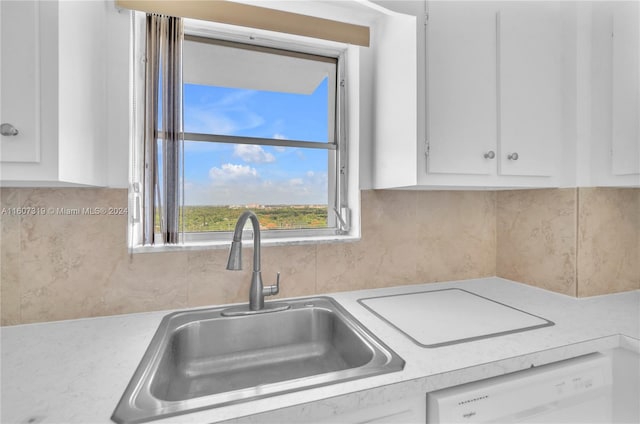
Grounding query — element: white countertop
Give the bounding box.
[1,277,639,424]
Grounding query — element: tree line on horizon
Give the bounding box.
[180,205,328,232]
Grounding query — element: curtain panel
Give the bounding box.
[144,14,183,245]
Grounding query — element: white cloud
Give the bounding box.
[209,163,258,183]
[186,167,329,206]
[273,133,287,140]
[233,145,275,163]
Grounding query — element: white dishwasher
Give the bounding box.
[427,353,613,423]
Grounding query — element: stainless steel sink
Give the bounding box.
[112,297,405,424]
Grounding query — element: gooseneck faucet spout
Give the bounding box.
[226,211,280,311]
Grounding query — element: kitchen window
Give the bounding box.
[129,13,359,249]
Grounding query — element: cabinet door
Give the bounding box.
[427,2,497,176]
[0,0,40,163]
[310,395,425,424]
[498,3,564,177]
[612,1,640,176]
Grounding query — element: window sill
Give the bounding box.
[130,233,361,253]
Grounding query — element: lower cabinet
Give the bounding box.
[310,395,425,424]
[604,347,640,423]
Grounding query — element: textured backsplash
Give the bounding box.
[497,187,639,297]
[1,187,638,325]
[497,188,579,296]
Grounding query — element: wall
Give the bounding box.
[497,187,640,297]
[2,187,638,326]
[0,188,496,325]
[497,188,578,296]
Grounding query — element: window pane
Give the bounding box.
[183,37,336,143]
[182,141,329,232]
[183,81,330,143]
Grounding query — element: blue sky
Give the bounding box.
[182,79,330,206]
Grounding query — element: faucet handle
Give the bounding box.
[263,272,280,297]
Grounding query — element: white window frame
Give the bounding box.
[128,13,361,252]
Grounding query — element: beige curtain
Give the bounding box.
[143,14,183,245]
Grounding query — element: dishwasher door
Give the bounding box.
[427,353,612,423]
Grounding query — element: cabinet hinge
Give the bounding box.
[425,12,429,26]
[425,140,430,157]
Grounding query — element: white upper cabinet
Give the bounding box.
[426,1,497,177]
[370,1,421,189]
[372,0,572,189]
[584,1,639,187]
[498,3,565,178]
[0,1,129,188]
[0,1,40,164]
[611,1,640,178]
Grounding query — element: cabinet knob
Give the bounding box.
[0,123,19,137]
[507,152,519,161]
[483,151,495,159]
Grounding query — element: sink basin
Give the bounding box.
[112,297,404,423]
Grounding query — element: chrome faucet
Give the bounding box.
[226,210,281,311]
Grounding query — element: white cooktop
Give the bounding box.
[358,288,554,347]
